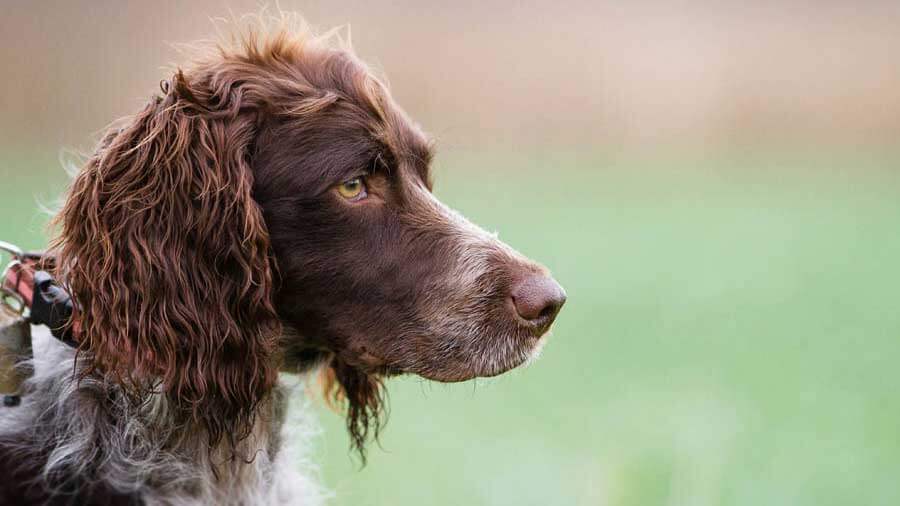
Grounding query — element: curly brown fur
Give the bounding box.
[0,13,565,505]
[320,356,387,459]
[52,66,280,451]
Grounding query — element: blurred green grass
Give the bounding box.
[2,149,899,505]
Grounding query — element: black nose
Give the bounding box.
[510,274,567,328]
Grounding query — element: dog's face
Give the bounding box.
[55,31,564,451]
[251,55,565,383]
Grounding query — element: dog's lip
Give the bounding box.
[476,335,547,379]
[522,313,557,335]
[512,307,559,337]
[416,331,547,383]
[415,353,526,382]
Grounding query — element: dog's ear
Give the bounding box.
[320,356,386,461]
[53,70,279,448]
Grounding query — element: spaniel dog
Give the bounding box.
[0,18,565,505]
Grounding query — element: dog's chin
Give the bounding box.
[414,332,550,383]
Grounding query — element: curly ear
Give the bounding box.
[52,70,279,448]
[320,356,386,461]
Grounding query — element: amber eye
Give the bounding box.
[337,177,367,200]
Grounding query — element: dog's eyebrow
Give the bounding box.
[382,122,433,181]
[373,151,392,173]
[317,146,380,190]
[411,139,434,167]
[405,134,434,183]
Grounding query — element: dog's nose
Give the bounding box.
[511,274,567,328]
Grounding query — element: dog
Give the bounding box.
[0,18,566,505]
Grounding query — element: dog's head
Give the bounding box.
[53,24,565,454]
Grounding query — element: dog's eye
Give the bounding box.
[337,177,367,201]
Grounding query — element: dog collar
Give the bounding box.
[1,241,78,347]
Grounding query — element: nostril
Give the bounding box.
[510,274,567,324]
[537,302,558,320]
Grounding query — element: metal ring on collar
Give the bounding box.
[0,241,23,259]
[0,287,25,315]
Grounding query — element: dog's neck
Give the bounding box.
[0,327,324,505]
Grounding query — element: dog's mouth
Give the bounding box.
[353,322,554,383]
[417,339,549,383]
[384,265,568,383]
[476,334,552,379]
[410,307,562,383]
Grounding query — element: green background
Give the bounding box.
[3,149,898,505]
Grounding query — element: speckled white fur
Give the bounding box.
[0,326,326,505]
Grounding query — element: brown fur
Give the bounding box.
[38,16,563,483]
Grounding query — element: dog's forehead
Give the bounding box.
[328,57,433,181]
[252,46,434,193]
